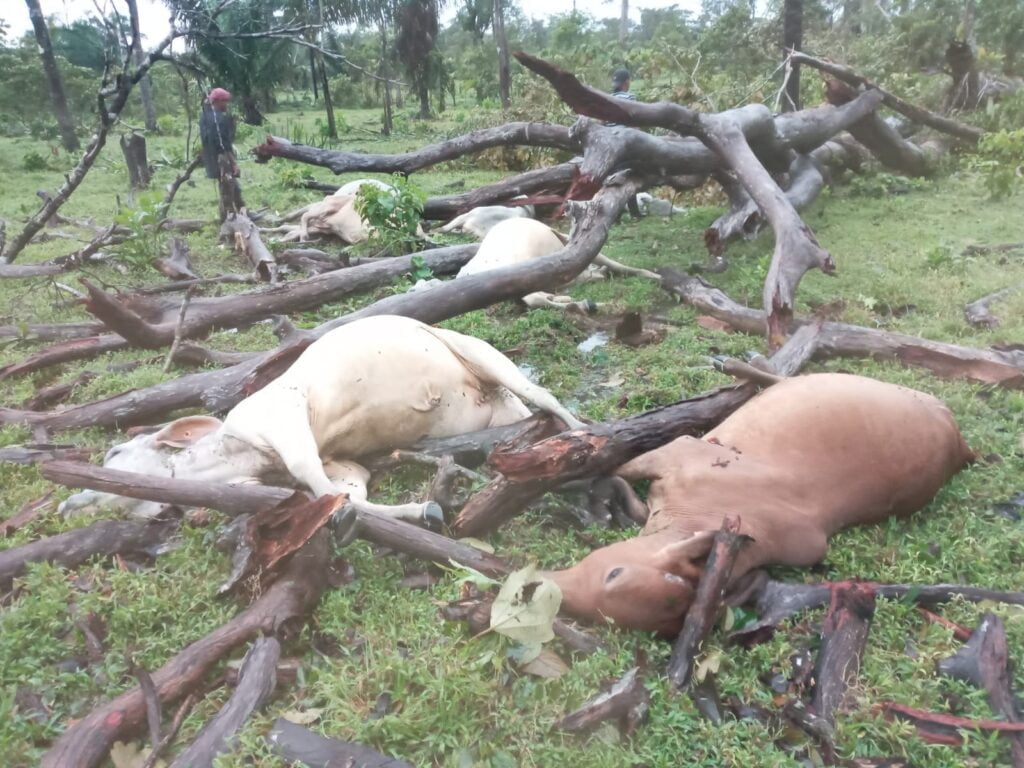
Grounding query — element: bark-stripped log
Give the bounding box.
[423,163,578,219]
[253,123,575,174]
[659,269,1024,387]
[0,173,640,431]
[220,213,276,282]
[512,51,873,344]
[267,718,414,768]
[40,531,330,768]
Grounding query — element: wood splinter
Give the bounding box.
[556,666,650,737]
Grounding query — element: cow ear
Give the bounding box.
[650,531,716,580]
[153,416,222,448]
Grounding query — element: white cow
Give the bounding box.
[456,218,660,311]
[334,178,395,197]
[269,179,410,244]
[438,204,535,239]
[59,315,582,525]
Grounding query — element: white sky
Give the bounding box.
[2,0,703,47]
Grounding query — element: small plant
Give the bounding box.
[155,114,181,136]
[973,129,1024,199]
[21,151,49,172]
[113,190,169,270]
[354,175,425,253]
[276,164,315,189]
[847,172,926,198]
[407,254,434,282]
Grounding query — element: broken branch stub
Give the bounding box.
[266,717,414,768]
[666,517,750,690]
[556,666,650,737]
[810,582,876,725]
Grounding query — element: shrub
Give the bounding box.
[974,128,1024,199]
[21,151,50,172]
[354,175,425,253]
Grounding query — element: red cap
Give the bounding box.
[208,87,232,102]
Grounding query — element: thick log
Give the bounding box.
[824,80,936,176]
[453,323,819,537]
[666,518,749,690]
[556,666,650,736]
[789,51,984,143]
[729,580,1024,646]
[266,717,413,768]
[658,269,1024,388]
[0,322,104,341]
[40,530,330,768]
[77,245,478,351]
[513,51,857,343]
[220,213,276,282]
[0,519,178,590]
[810,582,876,725]
[253,124,575,174]
[168,636,280,768]
[937,613,1024,767]
[0,177,636,431]
[40,462,511,577]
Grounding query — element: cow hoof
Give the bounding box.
[421,502,445,531]
[331,503,359,547]
[581,299,598,314]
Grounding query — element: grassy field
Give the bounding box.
[1,105,1023,767]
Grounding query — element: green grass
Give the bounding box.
[1,105,1023,767]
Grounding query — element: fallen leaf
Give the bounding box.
[109,741,163,768]
[694,649,721,683]
[490,565,562,645]
[600,374,625,388]
[521,647,570,678]
[281,707,324,725]
[457,537,495,554]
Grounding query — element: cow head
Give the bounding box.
[58,416,258,518]
[545,531,716,635]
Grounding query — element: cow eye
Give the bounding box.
[605,567,623,583]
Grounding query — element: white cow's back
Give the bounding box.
[457,218,563,278]
[225,316,529,458]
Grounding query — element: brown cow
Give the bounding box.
[546,373,974,635]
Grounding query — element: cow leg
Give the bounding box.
[324,459,444,529]
[593,255,661,281]
[522,291,598,315]
[428,326,586,430]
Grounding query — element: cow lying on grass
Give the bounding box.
[438,203,535,238]
[456,218,660,312]
[60,315,582,525]
[546,373,974,635]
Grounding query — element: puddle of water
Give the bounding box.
[577,331,609,355]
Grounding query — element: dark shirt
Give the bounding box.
[199,106,236,179]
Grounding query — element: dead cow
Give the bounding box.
[438,203,535,238]
[457,218,659,311]
[60,315,582,525]
[546,373,974,635]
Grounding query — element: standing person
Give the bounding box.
[200,87,245,221]
[609,69,642,219]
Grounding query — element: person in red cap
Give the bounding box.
[200,87,244,218]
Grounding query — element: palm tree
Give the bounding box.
[396,0,441,118]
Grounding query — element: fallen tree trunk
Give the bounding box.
[659,269,1024,388]
[167,636,280,768]
[0,519,178,590]
[666,517,749,690]
[810,582,876,725]
[422,163,578,219]
[513,51,862,345]
[253,123,575,175]
[77,244,478,351]
[964,285,1022,329]
[453,323,819,536]
[0,173,638,431]
[0,322,104,341]
[40,530,330,768]
[788,51,984,143]
[0,335,128,381]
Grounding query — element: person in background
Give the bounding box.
[200,87,244,219]
[609,69,642,219]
